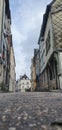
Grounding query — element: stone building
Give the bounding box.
[9,36,16,92]
[38,0,62,90]
[31,57,36,91]
[34,49,40,91]
[31,49,40,91]
[16,74,31,92]
[0,0,15,91]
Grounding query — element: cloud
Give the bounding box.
[15,52,27,79]
[11,24,27,79]
[10,0,43,79]
[11,24,27,45]
[10,0,52,79]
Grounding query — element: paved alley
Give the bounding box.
[0,92,62,130]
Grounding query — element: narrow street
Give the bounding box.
[0,92,62,130]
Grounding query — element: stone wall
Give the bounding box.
[48,79,56,90]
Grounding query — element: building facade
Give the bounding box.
[9,38,16,92]
[0,0,15,91]
[31,49,40,91]
[16,74,31,92]
[31,57,36,91]
[38,0,62,90]
[34,49,40,91]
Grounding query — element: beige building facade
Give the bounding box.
[9,41,16,92]
[31,56,36,91]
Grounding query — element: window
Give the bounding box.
[41,49,45,68]
[27,86,29,89]
[22,86,24,89]
[7,27,9,31]
[4,23,6,29]
[2,44,5,60]
[46,30,50,55]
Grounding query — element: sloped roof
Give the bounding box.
[20,74,29,80]
[38,0,56,44]
[5,0,11,20]
[40,5,51,37]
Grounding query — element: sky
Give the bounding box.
[10,0,52,80]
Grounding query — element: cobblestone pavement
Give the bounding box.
[0,92,62,130]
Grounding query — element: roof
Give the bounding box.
[38,0,56,44]
[5,0,11,21]
[41,5,51,37]
[20,74,29,80]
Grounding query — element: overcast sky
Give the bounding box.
[10,0,52,80]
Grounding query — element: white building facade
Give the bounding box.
[16,74,31,92]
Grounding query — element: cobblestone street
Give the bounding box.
[0,92,62,130]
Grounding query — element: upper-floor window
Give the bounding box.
[41,49,45,68]
[27,86,29,89]
[2,44,5,60]
[4,23,6,29]
[46,30,50,55]
[22,86,24,89]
